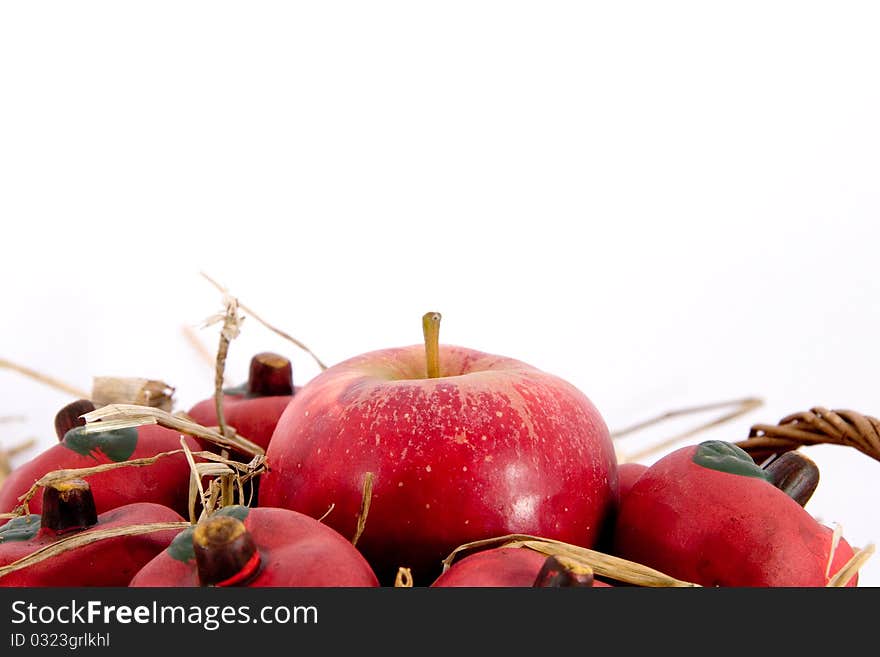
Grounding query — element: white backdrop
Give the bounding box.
[1,2,878,586]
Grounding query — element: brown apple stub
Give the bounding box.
[247,352,294,397]
[53,399,97,441]
[761,450,820,507]
[533,555,595,587]
[40,478,99,534]
[193,515,261,586]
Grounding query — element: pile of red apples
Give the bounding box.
[0,312,866,588]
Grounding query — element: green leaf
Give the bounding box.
[167,526,197,562]
[215,505,249,522]
[0,515,42,543]
[62,426,139,462]
[166,506,250,562]
[692,440,771,481]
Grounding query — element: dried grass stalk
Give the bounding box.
[0,438,37,489]
[614,397,764,464]
[827,543,875,587]
[11,449,186,516]
[81,403,264,459]
[178,438,265,522]
[352,472,375,546]
[394,567,414,587]
[181,324,216,370]
[201,281,245,440]
[317,504,335,523]
[825,523,843,580]
[201,272,328,371]
[180,437,206,524]
[0,521,190,581]
[0,358,89,399]
[91,377,175,412]
[442,534,700,587]
[3,439,36,458]
[173,410,197,423]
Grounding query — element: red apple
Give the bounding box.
[431,547,612,587]
[431,548,549,587]
[612,440,858,587]
[187,352,299,455]
[616,462,648,502]
[0,479,185,587]
[0,421,200,519]
[129,505,378,587]
[260,315,618,584]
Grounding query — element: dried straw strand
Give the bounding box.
[442,534,700,587]
[352,472,375,546]
[614,397,764,463]
[0,522,190,580]
[827,543,876,587]
[181,324,216,370]
[11,449,187,516]
[201,280,245,440]
[81,403,264,459]
[394,567,414,587]
[0,438,37,489]
[0,358,89,399]
[201,272,328,371]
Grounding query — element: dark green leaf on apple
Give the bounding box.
[0,515,42,543]
[214,505,249,522]
[62,426,139,462]
[692,440,771,481]
[167,526,197,562]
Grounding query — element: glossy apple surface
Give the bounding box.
[260,344,618,583]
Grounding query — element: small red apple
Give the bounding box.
[129,505,378,587]
[187,352,299,454]
[0,479,184,586]
[260,313,618,584]
[431,547,611,587]
[612,440,858,587]
[0,404,200,519]
[431,547,548,587]
[616,462,648,502]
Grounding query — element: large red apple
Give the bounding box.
[260,315,618,584]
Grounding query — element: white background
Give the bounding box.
[1,2,878,586]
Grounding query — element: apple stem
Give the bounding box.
[40,479,98,534]
[422,312,442,379]
[193,515,261,587]
[761,451,820,507]
[54,399,97,442]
